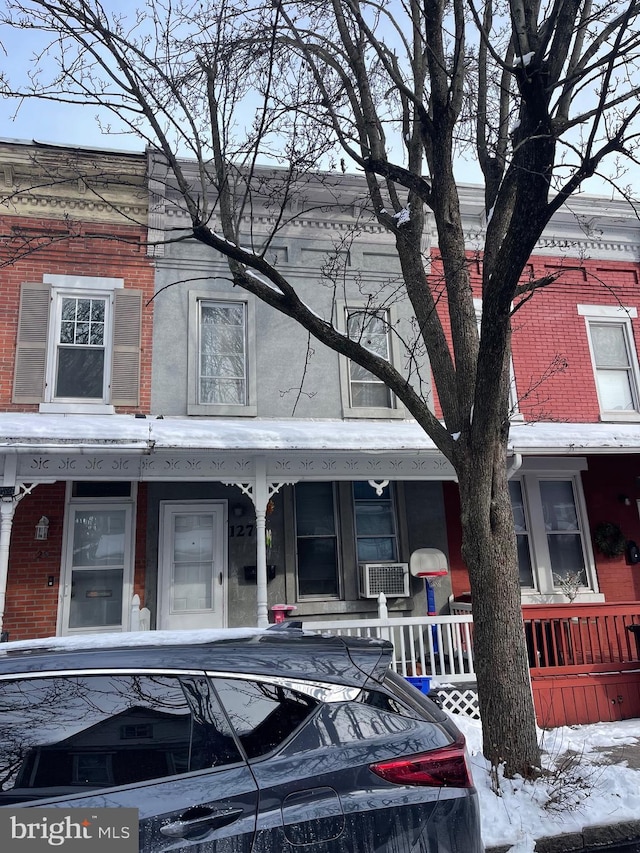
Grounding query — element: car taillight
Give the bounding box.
[369,735,473,788]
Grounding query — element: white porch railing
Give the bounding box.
[302,612,475,686]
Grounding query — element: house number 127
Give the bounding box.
[229,524,255,537]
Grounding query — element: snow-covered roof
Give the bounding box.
[0,413,638,455]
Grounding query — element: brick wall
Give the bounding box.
[0,214,155,413]
[4,482,149,642]
[581,456,640,602]
[429,253,640,423]
[444,456,640,604]
[4,482,66,640]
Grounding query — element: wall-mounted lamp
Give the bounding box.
[619,494,632,506]
[34,516,49,541]
[232,504,245,518]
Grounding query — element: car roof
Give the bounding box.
[0,626,393,687]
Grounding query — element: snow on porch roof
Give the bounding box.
[0,413,638,454]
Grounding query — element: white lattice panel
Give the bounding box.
[435,687,480,719]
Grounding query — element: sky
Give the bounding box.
[0,5,637,199]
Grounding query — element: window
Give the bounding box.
[0,674,241,803]
[295,482,340,597]
[212,678,319,759]
[55,294,108,399]
[508,480,534,588]
[13,275,142,412]
[510,471,594,599]
[188,292,256,415]
[353,482,398,563]
[474,298,521,419]
[346,309,392,408]
[200,301,247,405]
[540,480,586,585]
[579,305,640,419]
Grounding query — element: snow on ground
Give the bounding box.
[453,712,640,852]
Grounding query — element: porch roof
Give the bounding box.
[0,413,638,454]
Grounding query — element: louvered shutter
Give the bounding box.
[111,289,142,406]
[12,282,51,403]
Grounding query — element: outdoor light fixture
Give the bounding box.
[34,516,49,541]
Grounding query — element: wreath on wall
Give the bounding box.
[593,522,627,557]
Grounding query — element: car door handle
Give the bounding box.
[160,807,244,838]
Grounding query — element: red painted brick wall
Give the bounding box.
[4,482,149,641]
[4,482,66,640]
[444,456,640,603]
[0,215,155,413]
[581,456,640,602]
[429,253,640,423]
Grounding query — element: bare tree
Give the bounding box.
[1,0,640,778]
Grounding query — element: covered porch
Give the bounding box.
[0,412,456,639]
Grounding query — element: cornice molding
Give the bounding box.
[0,140,148,226]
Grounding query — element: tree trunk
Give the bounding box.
[458,438,541,778]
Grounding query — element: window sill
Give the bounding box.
[521,592,605,604]
[187,404,258,417]
[293,599,412,617]
[599,412,640,423]
[342,407,406,419]
[40,402,115,415]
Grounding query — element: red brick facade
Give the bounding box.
[0,201,155,640]
[0,214,155,413]
[430,253,640,422]
[435,251,640,606]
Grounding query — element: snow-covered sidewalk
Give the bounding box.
[453,713,640,852]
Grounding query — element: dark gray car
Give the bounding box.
[0,626,484,852]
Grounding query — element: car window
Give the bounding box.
[212,678,319,759]
[0,674,242,803]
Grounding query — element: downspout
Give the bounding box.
[507,452,523,479]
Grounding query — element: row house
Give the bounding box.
[0,141,639,642]
[0,140,154,639]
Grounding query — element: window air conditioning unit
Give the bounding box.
[358,562,410,599]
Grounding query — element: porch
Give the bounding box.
[302,600,640,727]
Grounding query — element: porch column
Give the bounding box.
[0,499,16,637]
[254,457,270,629]
[225,461,297,629]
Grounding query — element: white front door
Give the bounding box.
[158,502,227,630]
[60,502,134,635]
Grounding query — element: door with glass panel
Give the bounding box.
[60,503,133,634]
[158,502,227,630]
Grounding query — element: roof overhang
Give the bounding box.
[0,414,638,485]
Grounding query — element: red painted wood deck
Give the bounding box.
[522,603,640,727]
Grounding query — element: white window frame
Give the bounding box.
[337,301,405,419]
[188,290,257,416]
[474,299,522,421]
[40,275,123,415]
[578,304,640,421]
[512,459,602,603]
